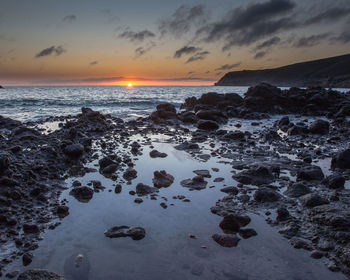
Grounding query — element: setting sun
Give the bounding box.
[127,82,133,87]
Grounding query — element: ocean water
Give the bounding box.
[0,86,250,122]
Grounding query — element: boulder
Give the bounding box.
[149,150,167,158]
[193,169,211,178]
[300,193,329,208]
[219,214,251,232]
[308,120,330,135]
[179,111,198,123]
[180,176,207,190]
[239,228,258,239]
[136,183,157,196]
[212,233,240,247]
[331,149,350,169]
[18,269,64,280]
[23,224,40,234]
[174,141,199,151]
[196,109,227,124]
[254,187,280,202]
[123,168,137,181]
[233,166,275,186]
[69,186,94,202]
[323,175,345,189]
[153,170,174,188]
[297,165,324,181]
[63,144,84,159]
[284,182,311,198]
[99,156,119,169]
[104,226,145,240]
[197,120,219,130]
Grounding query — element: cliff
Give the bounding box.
[215,53,350,88]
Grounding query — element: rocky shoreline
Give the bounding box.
[1,83,350,279]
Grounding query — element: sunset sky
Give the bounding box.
[1,0,349,86]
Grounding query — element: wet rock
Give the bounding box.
[278,222,299,238]
[220,186,239,195]
[69,186,94,202]
[114,184,122,193]
[63,144,84,159]
[23,224,40,234]
[296,165,324,181]
[153,170,174,188]
[219,214,251,232]
[239,228,257,239]
[179,111,198,123]
[151,103,177,120]
[323,175,345,189]
[289,237,313,250]
[57,205,69,218]
[331,149,350,170]
[123,168,137,181]
[233,166,275,186]
[174,141,199,151]
[134,198,143,204]
[308,119,330,134]
[180,176,207,190]
[99,156,119,169]
[197,120,219,130]
[310,250,324,259]
[299,193,329,208]
[149,150,167,158]
[22,252,34,266]
[312,205,350,229]
[160,202,167,209]
[284,182,311,198]
[254,187,280,202]
[193,169,211,178]
[222,131,245,141]
[18,269,64,280]
[212,233,240,247]
[157,103,176,114]
[104,226,146,240]
[0,153,10,174]
[136,183,157,196]
[196,109,227,124]
[276,207,290,221]
[101,164,118,174]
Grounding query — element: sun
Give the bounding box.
[127,82,133,87]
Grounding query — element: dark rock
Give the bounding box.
[300,193,329,208]
[308,120,330,135]
[284,183,311,198]
[310,250,324,259]
[222,131,246,141]
[149,150,167,158]
[22,252,34,266]
[18,269,64,280]
[0,153,10,174]
[101,164,118,174]
[220,186,239,195]
[239,228,257,239]
[193,169,211,178]
[323,175,345,189]
[23,224,40,234]
[104,226,146,240]
[63,144,84,159]
[156,103,176,114]
[123,168,137,181]
[174,141,199,151]
[331,149,350,170]
[179,111,198,123]
[160,202,167,209]
[212,233,240,247]
[153,170,174,188]
[233,166,275,186]
[180,176,207,190]
[114,184,122,193]
[99,156,119,169]
[277,207,290,221]
[57,205,69,218]
[196,109,227,124]
[136,183,157,196]
[297,165,324,181]
[134,198,143,204]
[219,214,251,232]
[254,187,280,202]
[197,120,219,130]
[69,186,94,202]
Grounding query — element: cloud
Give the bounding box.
[63,15,77,23]
[186,51,210,63]
[197,0,296,50]
[305,7,350,25]
[119,30,155,43]
[254,36,281,51]
[35,46,66,58]
[159,4,208,37]
[101,9,119,24]
[293,33,330,48]
[254,51,267,59]
[134,42,156,58]
[330,31,350,44]
[215,63,241,71]
[174,46,201,58]
[89,61,98,66]
[0,34,16,42]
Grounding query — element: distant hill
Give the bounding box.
[215,53,350,88]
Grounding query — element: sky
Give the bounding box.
[0,0,349,86]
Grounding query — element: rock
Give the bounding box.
[101,164,118,174]
[239,228,257,239]
[151,103,177,120]
[323,175,345,189]
[156,103,176,113]
[219,214,251,232]
[284,183,311,198]
[134,198,143,204]
[23,224,40,234]
[297,165,324,181]
[22,252,34,266]
[197,120,219,130]
[331,149,350,169]
[179,111,198,123]
[149,150,167,158]
[233,166,275,186]
[63,144,84,159]
[69,186,94,202]
[174,141,199,151]
[152,170,174,188]
[0,153,10,174]
[99,156,119,169]
[196,109,227,124]
[160,202,167,209]
[57,205,69,218]
[254,187,280,202]
[222,131,245,141]
[114,184,122,193]
[220,186,239,195]
[136,183,157,196]
[104,226,145,240]
[18,269,64,280]
[123,168,137,181]
[300,193,329,208]
[310,250,324,259]
[308,120,330,134]
[212,233,240,247]
[193,169,211,178]
[180,176,207,190]
[276,207,290,221]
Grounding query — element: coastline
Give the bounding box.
[1,83,350,279]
